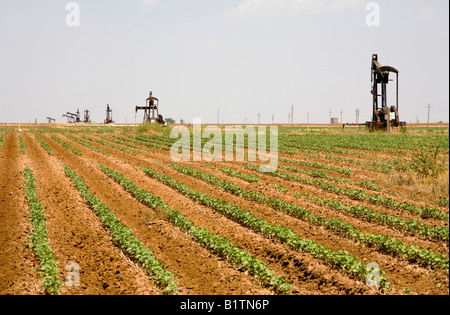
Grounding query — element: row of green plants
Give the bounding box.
[280,164,383,193]
[320,151,395,174]
[169,164,449,271]
[0,134,5,148]
[281,154,447,206]
[100,136,156,153]
[140,165,391,292]
[435,198,450,208]
[24,167,62,295]
[278,138,415,174]
[212,164,447,242]
[279,157,352,176]
[138,134,176,146]
[280,134,449,178]
[120,135,172,151]
[244,164,449,222]
[131,135,173,149]
[63,166,178,294]
[283,146,411,174]
[155,128,425,176]
[98,164,293,294]
[18,134,26,154]
[81,135,138,156]
[34,135,55,156]
[278,133,449,154]
[218,167,262,183]
[66,135,110,156]
[50,135,82,156]
[296,193,449,243]
[30,126,116,135]
[137,131,257,156]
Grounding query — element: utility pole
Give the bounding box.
[291,105,294,124]
[427,104,431,124]
[340,110,343,124]
[356,108,360,124]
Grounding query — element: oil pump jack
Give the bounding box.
[135,91,166,125]
[62,109,81,123]
[83,109,91,123]
[105,104,114,124]
[367,54,406,131]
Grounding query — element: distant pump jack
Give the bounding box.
[135,91,166,125]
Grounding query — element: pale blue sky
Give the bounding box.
[0,0,448,124]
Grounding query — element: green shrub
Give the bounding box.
[411,137,448,178]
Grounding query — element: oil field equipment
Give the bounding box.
[135,91,166,125]
[368,54,405,131]
[62,109,81,123]
[83,109,91,123]
[105,104,114,124]
[46,117,55,124]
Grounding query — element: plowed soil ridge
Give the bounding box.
[1,130,448,295]
[36,133,275,295]
[0,133,40,294]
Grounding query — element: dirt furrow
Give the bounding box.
[225,161,448,228]
[138,160,448,295]
[184,162,448,256]
[81,148,377,295]
[0,132,41,294]
[41,132,449,295]
[22,133,161,295]
[39,133,273,295]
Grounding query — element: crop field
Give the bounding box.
[0,124,448,295]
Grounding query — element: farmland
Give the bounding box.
[0,123,448,295]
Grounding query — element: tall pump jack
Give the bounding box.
[368,54,405,132]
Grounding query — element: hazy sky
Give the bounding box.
[0,0,448,124]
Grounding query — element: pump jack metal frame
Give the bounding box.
[367,54,406,132]
[135,91,166,125]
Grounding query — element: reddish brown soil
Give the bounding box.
[1,129,448,295]
[21,133,161,295]
[0,133,40,294]
[32,133,274,295]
